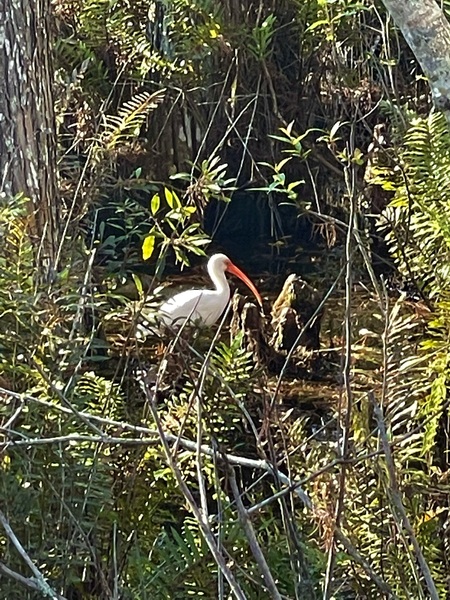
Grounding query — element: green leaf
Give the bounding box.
[132,273,144,297]
[276,157,292,170]
[165,187,174,208]
[164,188,181,209]
[305,18,329,33]
[169,172,190,181]
[142,235,156,260]
[166,209,182,222]
[150,193,160,215]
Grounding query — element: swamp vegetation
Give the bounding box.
[2,1,450,598]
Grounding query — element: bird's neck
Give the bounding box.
[208,265,230,297]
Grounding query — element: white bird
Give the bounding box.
[159,253,263,329]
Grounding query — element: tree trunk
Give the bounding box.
[380,0,450,125]
[0,0,59,277]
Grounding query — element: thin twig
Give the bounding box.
[1,387,397,598]
[0,510,63,600]
[1,396,24,430]
[333,530,398,599]
[193,304,231,520]
[324,129,357,600]
[31,362,105,437]
[141,378,248,600]
[0,561,66,600]
[229,469,283,600]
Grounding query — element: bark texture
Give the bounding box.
[380,0,450,123]
[0,0,59,271]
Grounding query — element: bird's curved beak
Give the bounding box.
[226,262,263,307]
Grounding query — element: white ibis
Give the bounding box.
[159,253,263,329]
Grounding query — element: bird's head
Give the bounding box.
[208,253,263,307]
[208,253,230,273]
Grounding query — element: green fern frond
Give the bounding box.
[380,113,450,297]
[100,89,165,150]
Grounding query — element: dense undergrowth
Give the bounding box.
[2,1,450,599]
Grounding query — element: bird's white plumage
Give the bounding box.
[159,254,230,328]
[158,253,261,330]
[159,288,230,328]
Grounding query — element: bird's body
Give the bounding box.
[160,288,229,328]
[159,253,262,329]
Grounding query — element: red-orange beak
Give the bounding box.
[226,261,263,307]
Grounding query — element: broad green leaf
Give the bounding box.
[142,235,156,260]
[150,193,160,215]
[164,187,181,209]
[288,180,303,191]
[164,187,174,208]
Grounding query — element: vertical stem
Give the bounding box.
[323,134,356,599]
[142,377,248,600]
[229,469,283,600]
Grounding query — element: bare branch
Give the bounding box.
[0,511,64,600]
[229,469,283,600]
[141,376,248,600]
[0,561,66,600]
